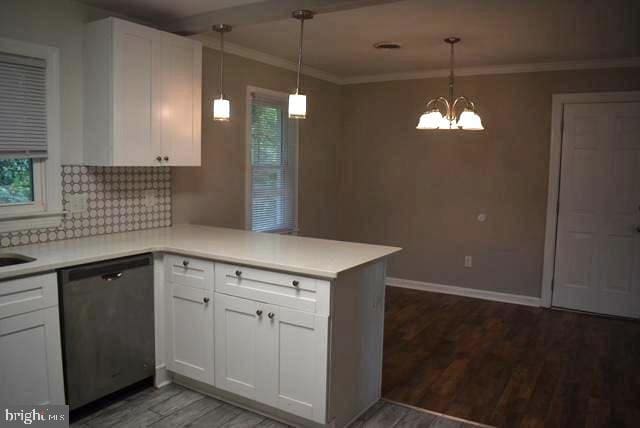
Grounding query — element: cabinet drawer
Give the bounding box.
[0,273,58,320]
[214,263,330,315]
[165,255,214,290]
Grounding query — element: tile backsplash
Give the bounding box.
[0,166,172,248]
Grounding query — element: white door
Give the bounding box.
[214,293,266,400]
[553,102,640,318]
[0,307,65,405]
[160,35,201,166]
[167,283,214,384]
[112,19,161,165]
[264,305,328,423]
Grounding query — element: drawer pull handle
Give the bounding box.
[268,312,275,319]
[156,156,162,162]
[182,260,189,267]
[292,280,299,287]
[203,297,210,304]
[163,156,169,161]
[256,310,263,316]
[235,270,242,277]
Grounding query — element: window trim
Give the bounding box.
[244,85,299,234]
[0,37,63,232]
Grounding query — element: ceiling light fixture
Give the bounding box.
[417,38,484,131]
[289,9,314,119]
[213,24,232,121]
[374,41,402,49]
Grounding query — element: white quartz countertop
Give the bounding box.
[0,225,401,280]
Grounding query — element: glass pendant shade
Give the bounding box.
[213,97,230,121]
[457,109,484,130]
[416,109,443,129]
[288,93,307,119]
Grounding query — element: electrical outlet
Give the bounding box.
[143,189,157,208]
[464,255,473,268]
[66,193,88,213]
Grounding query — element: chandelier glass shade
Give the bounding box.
[417,38,484,131]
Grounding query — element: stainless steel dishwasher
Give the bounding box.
[59,254,155,410]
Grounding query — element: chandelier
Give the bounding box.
[417,37,484,131]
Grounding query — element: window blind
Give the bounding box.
[0,52,48,158]
[250,92,297,233]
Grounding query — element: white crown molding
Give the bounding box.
[342,57,640,84]
[188,34,640,86]
[190,34,344,85]
[386,276,541,307]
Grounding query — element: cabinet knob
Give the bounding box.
[203,297,210,304]
[182,260,189,267]
[268,312,275,319]
[235,270,242,277]
[256,310,263,316]
[292,280,299,287]
[156,156,162,162]
[163,156,169,161]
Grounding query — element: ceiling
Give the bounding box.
[81,0,640,79]
[80,0,266,23]
[214,0,640,77]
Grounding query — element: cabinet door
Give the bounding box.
[214,293,267,401]
[265,305,328,423]
[0,307,65,405]
[167,283,214,384]
[112,19,162,165]
[160,35,201,166]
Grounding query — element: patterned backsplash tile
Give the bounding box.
[0,165,172,248]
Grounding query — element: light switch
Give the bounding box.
[143,189,157,208]
[66,193,88,213]
[464,255,473,268]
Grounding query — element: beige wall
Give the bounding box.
[338,68,640,297]
[172,48,342,239]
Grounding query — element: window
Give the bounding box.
[246,87,298,233]
[0,38,62,231]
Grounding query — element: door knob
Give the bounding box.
[163,156,169,161]
[182,260,189,267]
[156,156,162,162]
[292,280,299,287]
[256,310,263,316]
[268,312,275,319]
[203,297,210,304]
[235,270,242,277]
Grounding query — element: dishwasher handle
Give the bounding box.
[101,272,123,282]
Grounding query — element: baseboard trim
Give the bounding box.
[386,277,541,307]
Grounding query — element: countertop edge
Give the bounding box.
[0,244,402,282]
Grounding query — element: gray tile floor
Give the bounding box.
[71,384,489,428]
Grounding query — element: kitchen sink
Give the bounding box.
[0,254,36,267]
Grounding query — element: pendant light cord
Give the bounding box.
[448,41,455,110]
[296,18,305,94]
[219,30,225,99]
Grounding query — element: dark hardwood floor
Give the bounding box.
[382,287,640,428]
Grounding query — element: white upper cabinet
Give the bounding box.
[84,18,202,166]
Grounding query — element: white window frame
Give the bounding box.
[0,37,63,232]
[244,85,299,234]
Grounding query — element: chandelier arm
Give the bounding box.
[452,96,478,117]
[425,96,451,116]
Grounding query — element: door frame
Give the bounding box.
[541,91,640,307]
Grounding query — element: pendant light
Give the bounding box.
[289,10,314,119]
[416,38,484,131]
[213,24,232,121]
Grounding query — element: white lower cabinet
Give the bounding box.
[0,274,65,405]
[166,282,214,384]
[214,293,328,423]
